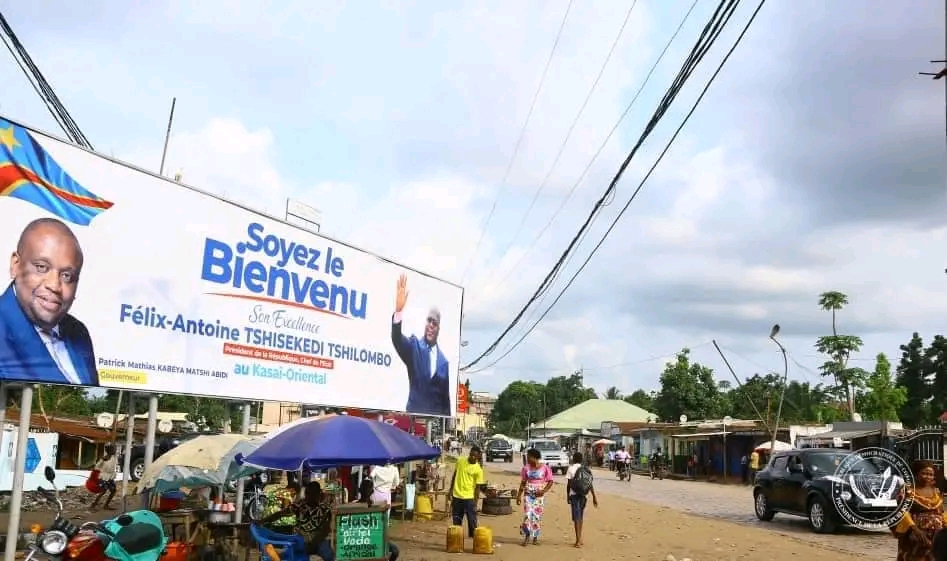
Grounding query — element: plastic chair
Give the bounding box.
[249,524,307,561]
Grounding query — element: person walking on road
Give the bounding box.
[740,454,749,484]
[566,452,598,548]
[450,445,485,539]
[516,448,554,546]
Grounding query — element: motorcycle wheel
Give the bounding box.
[247,496,266,521]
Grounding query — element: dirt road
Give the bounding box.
[387,467,893,561]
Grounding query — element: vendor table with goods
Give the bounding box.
[156,508,253,561]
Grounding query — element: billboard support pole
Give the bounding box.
[0,383,8,428]
[121,394,136,505]
[4,384,34,560]
[234,403,252,523]
[143,395,159,478]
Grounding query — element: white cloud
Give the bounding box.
[1,1,942,400]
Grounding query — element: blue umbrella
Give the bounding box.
[243,415,441,471]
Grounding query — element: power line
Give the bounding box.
[489,1,640,275]
[478,1,699,357]
[480,0,700,299]
[464,0,766,369]
[0,10,92,149]
[463,0,755,371]
[0,31,69,137]
[476,341,713,374]
[460,0,575,284]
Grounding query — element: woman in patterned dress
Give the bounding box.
[516,448,555,546]
[892,461,946,561]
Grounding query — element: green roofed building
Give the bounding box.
[529,398,655,439]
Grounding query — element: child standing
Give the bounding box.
[565,452,598,548]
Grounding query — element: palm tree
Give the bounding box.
[604,386,622,400]
[818,291,848,337]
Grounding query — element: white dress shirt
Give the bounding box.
[428,344,438,378]
[36,326,81,384]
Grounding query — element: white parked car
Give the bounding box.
[526,439,570,475]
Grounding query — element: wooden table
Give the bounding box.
[158,509,200,543]
[205,521,252,561]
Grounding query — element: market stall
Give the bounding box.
[137,433,264,560]
[242,414,441,561]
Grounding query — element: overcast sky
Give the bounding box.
[3,1,944,400]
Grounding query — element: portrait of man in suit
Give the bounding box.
[391,274,450,416]
[0,217,99,386]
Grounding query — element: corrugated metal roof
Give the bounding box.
[671,431,729,439]
[798,429,878,441]
[537,399,653,431]
[5,409,143,442]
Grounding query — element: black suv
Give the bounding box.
[121,433,208,482]
[485,439,514,463]
[753,448,903,534]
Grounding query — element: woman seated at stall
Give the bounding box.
[261,481,334,559]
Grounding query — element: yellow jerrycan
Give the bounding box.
[446,525,465,553]
[473,526,494,554]
[415,494,434,521]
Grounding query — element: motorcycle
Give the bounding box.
[649,457,667,480]
[242,477,269,522]
[617,460,630,481]
[26,466,167,561]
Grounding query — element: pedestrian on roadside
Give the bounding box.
[450,445,485,539]
[740,454,749,484]
[749,449,760,483]
[566,452,598,548]
[90,444,117,511]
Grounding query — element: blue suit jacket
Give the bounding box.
[0,283,99,386]
[391,315,451,416]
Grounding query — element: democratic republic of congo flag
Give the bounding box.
[0,117,113,226]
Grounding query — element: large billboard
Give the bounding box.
[0,116,463,417]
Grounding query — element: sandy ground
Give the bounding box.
[0,465,893,561]
[387,469,871,561]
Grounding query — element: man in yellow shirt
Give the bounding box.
[451,445,485,538]
[749,450,760,484]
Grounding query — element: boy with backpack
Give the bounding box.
[565,452,598,548]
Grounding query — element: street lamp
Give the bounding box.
[769,324,789,454]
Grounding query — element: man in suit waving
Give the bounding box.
[0,217,99,386]
[391,274,450,416]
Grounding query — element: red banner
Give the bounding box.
[344,408,427,436]
[457,384,469,414]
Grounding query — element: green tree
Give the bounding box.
[31,386,90,428]
[543,372,597,417]
[925,335,947,425]
[726,373,781,422]
[895,333,931,428]
[781,381,838,424]
[87,390,148,416]
[857,353,907,422]
[815,291,867,419]
[652,348,723,422]
[624,389,655,412]
[488,381,546,436]
[604,386,622,400]
[159,394,230,430]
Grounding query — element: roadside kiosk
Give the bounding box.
[332,503,389,561]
